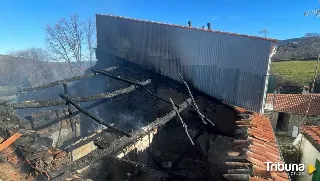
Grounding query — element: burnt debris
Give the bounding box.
[59,93,131,137]
[0,60,241,181]
[10,80,151,109]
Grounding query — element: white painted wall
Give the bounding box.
[294,134,320,181]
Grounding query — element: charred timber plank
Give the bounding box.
[10,100,66,109]
[0,133,22,151]
[59,94,131,137]
[92,69,174,105]
[49,98,192,178]
[10,79,151,109]
[20,66,118,92]
[0,67,118,97]
[92,69,144,87]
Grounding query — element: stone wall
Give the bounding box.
[264,110,320,136]
[264,110,279,131]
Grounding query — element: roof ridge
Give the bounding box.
[96,14,278,43]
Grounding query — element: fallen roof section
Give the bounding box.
[0,60,288,181]
[49,98,192,179]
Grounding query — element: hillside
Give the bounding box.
[272,36,320,61]
[0,54,91,87]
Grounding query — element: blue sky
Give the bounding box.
[0,0,319,54]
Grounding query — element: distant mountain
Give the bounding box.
[272,36,320,61]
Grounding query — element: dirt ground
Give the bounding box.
[0,162,25,181]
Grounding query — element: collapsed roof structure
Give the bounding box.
[0,15,288,181]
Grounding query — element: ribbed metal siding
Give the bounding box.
[96,15,273,112]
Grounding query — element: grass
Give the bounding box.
[270,60,319,86]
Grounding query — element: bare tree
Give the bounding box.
[83,17,96,66]
[9,47,51,61]
[304,33,320,59]
[46,14,96,73]
[305,33,320,37]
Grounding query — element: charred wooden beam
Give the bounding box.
[59,94,131,137]
[10,79,151,109]
[63,83,73,131]
[0,67,118,97]
[49,98,192,179]
[20,66,118,93]
[10,99,66,109]
[92,69,174,105]
[94,69,217,129]
[92,69,146,86]
[32,99,113,132]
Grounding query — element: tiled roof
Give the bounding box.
[300,126,320,151]
[96,14,278,43]
[223,106,289,181]
[265,93,320,115]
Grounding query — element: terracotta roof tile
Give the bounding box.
[249,177,272,181]
[97,14,278,43]
[300,126,320,150]
[224,105,289,181]
[266,93,320,115]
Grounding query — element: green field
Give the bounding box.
[270,60,318,86]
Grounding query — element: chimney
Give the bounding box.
[202,26,205,30]
[188,21,192,27]
[207,23,211,30]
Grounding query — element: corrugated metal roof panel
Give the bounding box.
[96,14,277,43]
[96,14,275,112]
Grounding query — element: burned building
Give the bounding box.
[0,15,288,181]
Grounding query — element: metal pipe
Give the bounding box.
[207,23,211,30]
[59,93,131,137]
